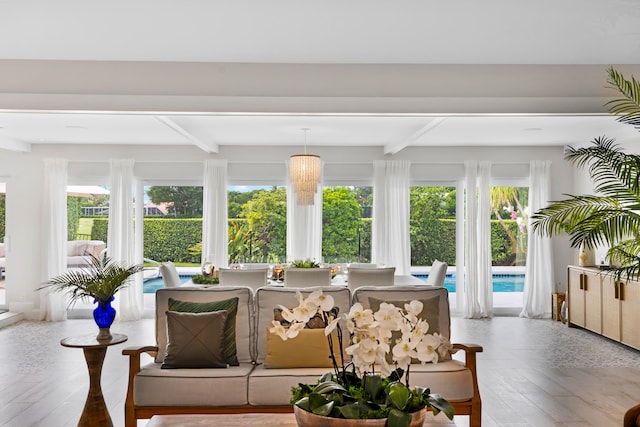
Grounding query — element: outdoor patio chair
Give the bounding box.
[283,268,332,287]
[425,260,448,287]
[218,268,268,290]
[347,267,395,291]
[159,262,182,288]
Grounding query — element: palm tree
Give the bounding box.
[531,67,640,280]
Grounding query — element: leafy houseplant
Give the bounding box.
[42,254,143,339]
[531,68,640,281]
[269,291,454,427]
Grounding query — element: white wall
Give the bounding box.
[0,143,571,317]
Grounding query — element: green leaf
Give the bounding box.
[338,402,365,419]
[363,374,383,401]
[311,401,334,416]
[427,393,455,420]
[387,408,412,427]
[308,392,329,411]
[295,397,310,411]
[313,381,347,395]
[387,382,410,411]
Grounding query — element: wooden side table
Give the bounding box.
[61,333,128,427]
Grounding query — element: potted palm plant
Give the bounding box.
[531,67,640,281]
[42,254,143,339]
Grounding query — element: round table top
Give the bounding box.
[60,333,128,348]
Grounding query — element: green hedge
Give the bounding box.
[85,216,525,266]
[0,194,5,242]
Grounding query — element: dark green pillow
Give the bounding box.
[162,310,228,369]
[167,297,240,366]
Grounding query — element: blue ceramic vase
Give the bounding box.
[93,296,116,340]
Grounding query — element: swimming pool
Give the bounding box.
[144,273,526,293]
[413,273,525,293]
[143,276,192,293]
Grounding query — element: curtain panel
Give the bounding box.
[41,158,68,321]
[372,160,411,275]
[520,160,554,318]
[202,159,229,269]
[286,161,323,262]
[108,159,141,320]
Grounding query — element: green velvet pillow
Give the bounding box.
[162,310,228,369]
[167,297,240,366]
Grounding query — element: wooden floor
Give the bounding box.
[0,315,639,427]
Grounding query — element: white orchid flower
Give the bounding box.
[433,332,453,357]
[415,334,440,364]
[269,320,288,340]
[276,305,295,323]
[286,321,305,339]
[404,300,423,317]
[347,303,374,327]
[308,290,335,312]
[374,303,402,330]
[324,316,340,336]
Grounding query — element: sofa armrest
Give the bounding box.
[123,345,159,427]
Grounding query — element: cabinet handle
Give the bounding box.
[615,281,619,299]
[583,274,588,291]
[620,282,625,301]
[579,274,584,290]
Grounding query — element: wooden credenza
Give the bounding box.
[568,266,640,349]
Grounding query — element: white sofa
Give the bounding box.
[122,285,482,427]
[66,240,106,267]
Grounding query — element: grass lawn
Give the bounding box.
[77,218,93,236]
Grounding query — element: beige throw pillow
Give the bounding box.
[162,310,228,369]
[265,329,341,369]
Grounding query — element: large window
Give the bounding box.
[229,186,287,264]
[409,186,457,267]
[322,186,372,264]
[489,186,528,267]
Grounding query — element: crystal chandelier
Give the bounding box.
[289,129,321,205]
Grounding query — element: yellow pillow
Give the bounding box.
[264,329,341,369]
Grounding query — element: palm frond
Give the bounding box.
[39,254,143,306]
[605,67,640,130]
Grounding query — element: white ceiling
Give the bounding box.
[1,0,639,153]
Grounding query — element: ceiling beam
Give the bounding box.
[384,118,446,155]
[0,134,31,152]
[155,116,219,153]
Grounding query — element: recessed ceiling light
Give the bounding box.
[523,127,542,132]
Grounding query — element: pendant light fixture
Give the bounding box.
[289,128,321,205]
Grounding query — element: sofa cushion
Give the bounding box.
[162,310,228,369]
[248,365,336,406]
[254,286,352,364]
[155,287,254,364]
[167,297,239,366]
[353,286,452,361]
[135,362,253,407]
[264,329,339,369]
[406,360,474,401]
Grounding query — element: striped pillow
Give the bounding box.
[167,297,240,366]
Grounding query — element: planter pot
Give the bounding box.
[93,296,116,340]
[294,405,426,427]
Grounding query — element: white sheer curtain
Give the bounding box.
[477,161,493,318]
[520,160,554,318]
[40,159,68,321]
[462,161,493,319]
[372,160,411,275]
[107,159,141,320]
[286,161,322,262]
[202,159,229,269]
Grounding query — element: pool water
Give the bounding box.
[144,273,525,293]
[413,273,525,293]
[143,276,192,293]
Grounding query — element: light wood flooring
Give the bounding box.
[0,315,639,427]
